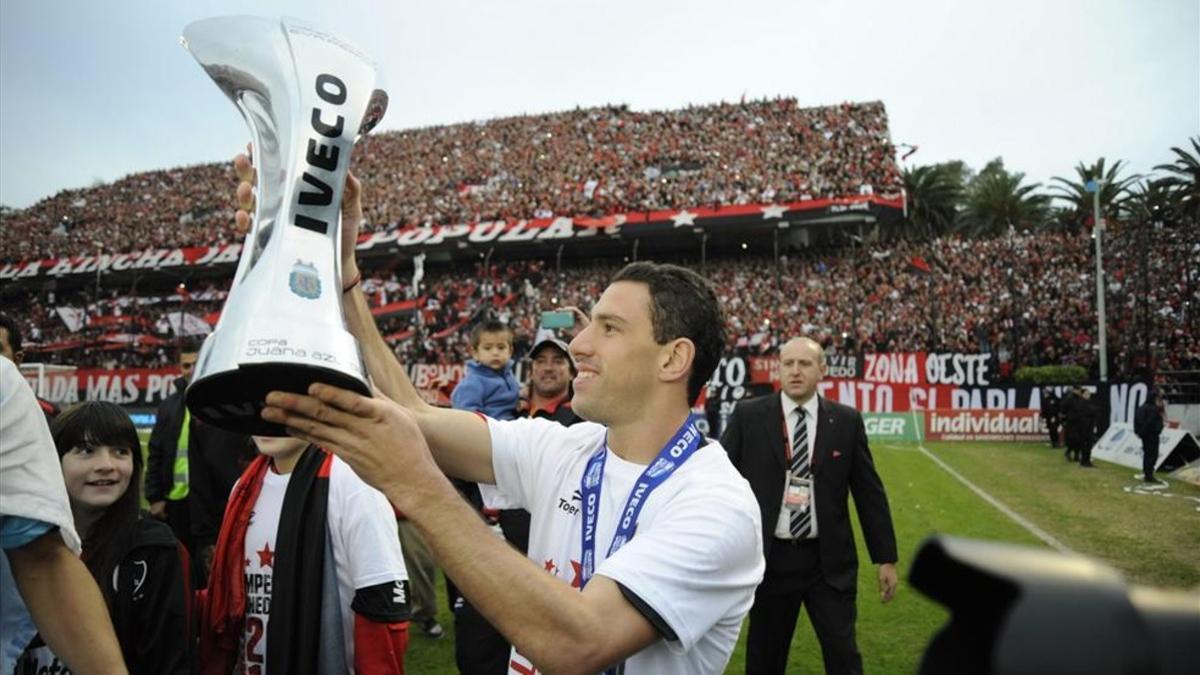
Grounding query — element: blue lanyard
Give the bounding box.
[579,419,704,589]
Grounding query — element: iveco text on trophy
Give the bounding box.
[180,16,387,435]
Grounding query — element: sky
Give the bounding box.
[1,0,1196,209]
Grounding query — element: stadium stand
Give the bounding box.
[0,98,1193,385]
[0,99,900,262]
[2,227,1195,382]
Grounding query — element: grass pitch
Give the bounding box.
[139,427,1199,674]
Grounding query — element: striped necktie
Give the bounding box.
[789,407,813,539]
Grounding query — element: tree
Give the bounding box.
[1125,178,1174,225]
[1050,158,1138,230]
[960,158,1050,237]
[901,163,963,239]
[1154,137,1200,223]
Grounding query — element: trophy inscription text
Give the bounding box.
[295,73,348,236]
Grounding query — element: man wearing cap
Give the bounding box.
[520,337,584,429]
[453,335,585,674]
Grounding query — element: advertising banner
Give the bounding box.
[1091,423,1148,470]
[24,367,181,407]
[1091,423,1200,472]
[28,351,1154,444]
[863,412,922,442]
[923,409,1046,442]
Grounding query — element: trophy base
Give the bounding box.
[185,362,370,437]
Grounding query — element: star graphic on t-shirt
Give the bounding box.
[543,559,557,575]
[257,542,275,568]
[569,560,582,589]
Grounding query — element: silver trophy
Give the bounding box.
[180,16,387,435]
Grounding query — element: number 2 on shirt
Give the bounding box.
[245,616,264,674]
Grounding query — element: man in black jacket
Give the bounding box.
[1134,392,1165,483]
[1070,388,1100,468]
[722,337,897,675]
[145,345,252,580]
[1041,387,1062,448]
[1060,388,1078,461]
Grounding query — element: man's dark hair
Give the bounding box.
[611,262,725,404]
[177,338,203,358]
[469,319,513,350]
[0,312,23,354]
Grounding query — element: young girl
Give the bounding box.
[18,400,194,674]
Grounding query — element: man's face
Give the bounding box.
[779,339,826,404]
[471,331,513,370]
[179,352,198,380]
[569,281,663,425]
[530,348,572,399]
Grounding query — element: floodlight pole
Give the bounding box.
[1090,181,1108,382]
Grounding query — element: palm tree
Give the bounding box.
[1154,137,1200,222]
[901,164,962,239]
[1125,178,1174,224]
[1051,158,1138,230]
[960,159,1049,237]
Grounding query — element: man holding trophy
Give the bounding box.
[185,14,763,675]
[245,165,765,674]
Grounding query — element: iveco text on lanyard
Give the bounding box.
[579,419,704,589]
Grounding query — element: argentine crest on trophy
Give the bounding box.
[288,259,322,299]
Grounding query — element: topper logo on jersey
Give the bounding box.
[558,496,580,516]
[294,73,346,236]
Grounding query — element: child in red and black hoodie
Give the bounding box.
[199,436,410,674]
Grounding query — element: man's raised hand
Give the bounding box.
[260,383,441,509]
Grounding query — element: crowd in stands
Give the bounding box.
[0,164,237,264]
[0,98,901,263]
[351,98,901,230]
[6,224,1196,381]
[706,226,1198,379]
[5,283,225,370]
[3,95,1193,381]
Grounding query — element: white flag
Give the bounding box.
[56,306,85,332]
[164,312,213,337]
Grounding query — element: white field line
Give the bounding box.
[905,408,1075,554]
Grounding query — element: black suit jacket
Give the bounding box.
[721,393,898,591]
[1133,402,1164,440]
